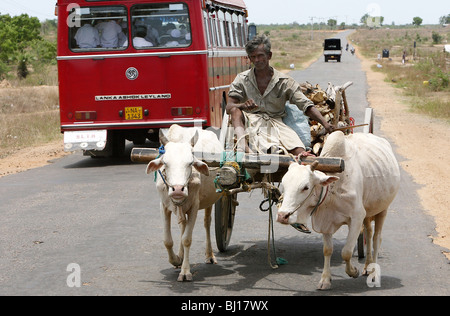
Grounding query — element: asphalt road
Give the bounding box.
[0,30,448,297]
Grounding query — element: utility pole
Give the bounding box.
[309,17,317,40]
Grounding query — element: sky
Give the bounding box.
[244,0,449,25]
[0,0,448,25]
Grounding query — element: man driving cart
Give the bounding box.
[226,35,335,156]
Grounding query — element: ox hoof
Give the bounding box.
[205,256,217,265]
[347,267,359,279]
[317,280,332,291]
[177,272,193,282]
[170,256,183,268]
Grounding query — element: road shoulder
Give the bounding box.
[0,140,70,178]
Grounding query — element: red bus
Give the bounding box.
[56,0,252,156]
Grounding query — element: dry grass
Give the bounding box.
[350,27,449,58]
[350,27,449,121]
[0,85,61,158]
[259,27,338,70]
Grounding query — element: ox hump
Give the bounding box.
[321,131,347,158]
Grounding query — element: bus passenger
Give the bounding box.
[145,19,160,46]
[133,26,154,48]
[164,23,177,35]
[74,21,100,49]
[164,29,181,47]
[96,19,124,48]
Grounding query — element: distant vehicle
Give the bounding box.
[324,38,342,62]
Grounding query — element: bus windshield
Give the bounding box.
[130,3,192,49]
[68,2,192,52]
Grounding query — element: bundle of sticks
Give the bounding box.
[300,81,354,155]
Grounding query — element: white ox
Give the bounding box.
[277,131,400,290]
[146,125,222,281]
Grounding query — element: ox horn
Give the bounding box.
[159,129,169,146]
[310,160,320,171]
[190,130,199,147]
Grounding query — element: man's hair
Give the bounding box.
[135,26,147,38]
[245,35,271,56]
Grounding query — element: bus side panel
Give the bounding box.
[208,54,217,127]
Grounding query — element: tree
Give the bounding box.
[0,13,56,79]
[17,54,29,79]
[327,19,337,29]
[360,13,369,25]
[439,14,450,25]
[0,14,41,63]
[412,17,423,26]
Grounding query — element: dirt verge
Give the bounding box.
[0,140,70,178]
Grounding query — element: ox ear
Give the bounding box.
[193,156,209,176]
[146,158,164,175]
[313,171,339,187]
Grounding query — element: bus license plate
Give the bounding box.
[125,107,143,120]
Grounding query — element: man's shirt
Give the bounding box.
[229,67,314,118]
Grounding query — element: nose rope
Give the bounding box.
[285,185,327,220]
[310,186,327,217]
[286,186,317,217]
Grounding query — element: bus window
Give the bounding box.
[211,12,221,47]
[236,14,245,47]
[217,10,229,47]
[203,11,211,47]
[69,6,129,52]
[130,3,192,49]
[225,11,235,47]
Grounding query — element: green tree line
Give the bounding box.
[0,13,57,79]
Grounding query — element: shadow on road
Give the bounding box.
[140,236,403,296]
[63,141,156,170]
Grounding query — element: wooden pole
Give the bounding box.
[131,148,345,173]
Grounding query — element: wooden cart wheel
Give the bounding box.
[357,228,366,259]
[215,193,237,252]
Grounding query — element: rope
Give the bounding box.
[153,145,166,183]
[264,191,288,269]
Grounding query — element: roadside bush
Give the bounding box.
[429,69,449,91]
[31,40,57,65]
[431,31,443,44]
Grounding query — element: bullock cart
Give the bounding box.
[131,81,373,258]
